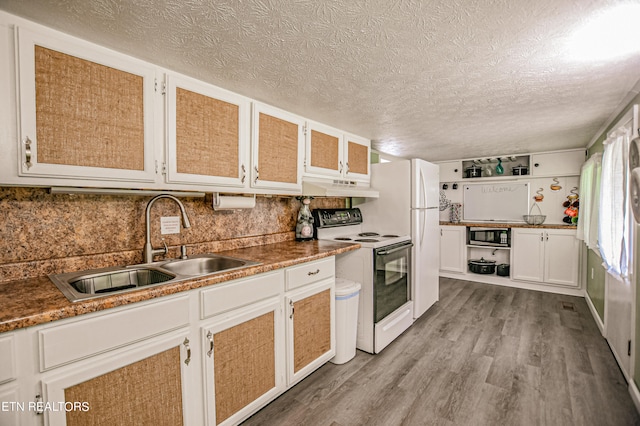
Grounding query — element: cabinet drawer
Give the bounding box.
[285,258,335,291]
[0,334,16,384]
[39,295,190,371]
[200,270,283,319]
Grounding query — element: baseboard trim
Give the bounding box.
[629,378,640,413]
[439,272,584,297]
[585,291,605,336]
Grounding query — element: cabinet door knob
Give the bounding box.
[307,269,320,276]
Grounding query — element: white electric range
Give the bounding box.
[313,208,414,354]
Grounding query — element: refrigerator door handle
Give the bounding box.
[419,167,427,208]
[420,208,426,246]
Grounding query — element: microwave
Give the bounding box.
[468,227,510,247]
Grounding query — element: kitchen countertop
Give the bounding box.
[0,240,360,333]
[439,221,577,230]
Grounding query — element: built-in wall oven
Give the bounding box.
[314,208,414,354]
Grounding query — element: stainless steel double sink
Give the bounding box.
[49,254,261,302]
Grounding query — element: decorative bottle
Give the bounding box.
[296,197,314,241]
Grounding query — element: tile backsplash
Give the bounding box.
[0,187,344,282]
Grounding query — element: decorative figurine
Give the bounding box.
[295,196,314,241]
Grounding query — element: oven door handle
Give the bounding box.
[376,243,413,256]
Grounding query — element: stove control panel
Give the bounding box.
[313,208,363,228]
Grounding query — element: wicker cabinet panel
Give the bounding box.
[258,113,298,184]
[346,136,370,177]
[34,46,145,171]
[310,129,341,172]
[293,289,332,373]
[64,347,183,426]
[213,311,275,424]
[176,88,239,177]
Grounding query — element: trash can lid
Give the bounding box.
[335,278,361,296]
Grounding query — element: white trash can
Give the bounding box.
[330,278,361,364]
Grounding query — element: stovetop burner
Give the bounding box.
[314,208,411,249]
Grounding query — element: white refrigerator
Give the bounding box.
[358,159,440,319]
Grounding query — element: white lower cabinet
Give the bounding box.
[202,297,285,426]
[198,270,285,426]
[36,295,194,426]
[285,279,335,386]
[439,226,466,273]
[1,258,337,426]
[512,228,580,287]
[284,257,335,386]
[0,333,19,426]
[41,329,193,426]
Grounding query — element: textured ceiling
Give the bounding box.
[2,0,639,161]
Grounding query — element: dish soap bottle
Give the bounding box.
[495,158,504,175]
[295,196,314,241]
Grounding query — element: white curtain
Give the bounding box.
[577,152,602,249]
[598,127,631,280]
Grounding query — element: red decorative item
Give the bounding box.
[562,187,579,223]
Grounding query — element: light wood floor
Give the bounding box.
[243,277,640,426]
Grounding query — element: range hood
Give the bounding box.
[302,178,379,198]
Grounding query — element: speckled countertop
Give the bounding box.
[440,221,577,230]
[0,240,360,333]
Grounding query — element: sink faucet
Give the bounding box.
[143,194,191,263]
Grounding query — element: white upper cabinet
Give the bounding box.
[304,121,371,183]
[165,73,250,188]
[437,160,463,182]
[251,102,305,193]
[14,26,158,185]
[304,121,344,179]
[531,149,586,177]
[343,133,371,182]
[2,14,370,195]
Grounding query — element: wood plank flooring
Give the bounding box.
[242,278,640,426]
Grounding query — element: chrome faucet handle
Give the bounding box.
[161,238,168,257]
[180,245,188,260]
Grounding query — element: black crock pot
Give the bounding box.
[468,257,496,274]
[512,165,528,175]
[465,165,483,178]
[496,263,510,276]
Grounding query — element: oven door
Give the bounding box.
[373,241,413,323]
